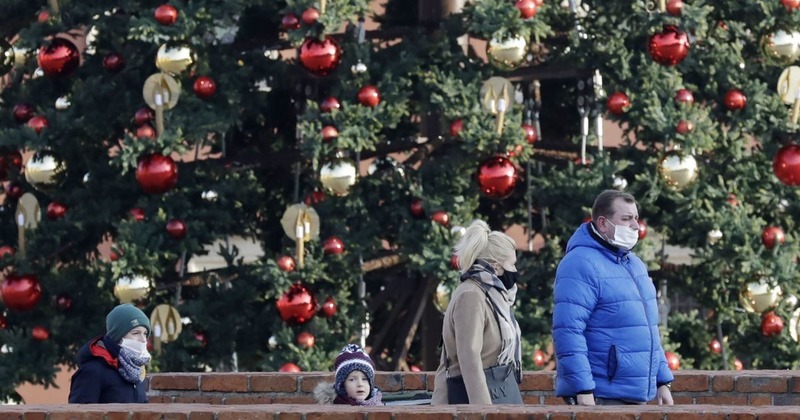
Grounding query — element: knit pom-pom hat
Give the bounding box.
[333,344,376,399]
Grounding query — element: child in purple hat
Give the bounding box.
[314,344,383,406]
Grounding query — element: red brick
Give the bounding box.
[664,413,727,420]
[21,413,46,420]
[276,414,302,420]
[131,413,168,420]
[454,411,484,420]
[737,376,787,393]
[403,373,426,390]
[711,375,734,392]
[224,396,273,404]
[150,374,200,390]
[639,413,666,420]
[549,414,574,420]
[200,373,249,392]
[0,415,21,420]
[174,396,221,404]
[148,395,173,403]
[576,413,636,420]
[301,374,332,393]
[217,412,270,420]
[105,412,132,420]
[374,373,402,392]
[750,395,772,406]
[305,413,364,420]
[427,373,437,391]
[790,375,800,392]
[756,415,800,420]
[487,413,547,420]
[727,414,757,420]
[672,373,709,392]
[271,396,315,404]
[672,396,693,405]
[162,414,189,420]
[522,373,553,391]
[695,395,748,405]
[543,395,567,405]
[366,412,394,420]
[251,374,298,392]
[188,413,216,420]
[522,394,543,404]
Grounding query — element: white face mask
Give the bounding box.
[605,220,639,250]
[120,338,150,359]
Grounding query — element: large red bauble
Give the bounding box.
[676,120,694,135]
[1,273,42,311]
[134,107,154,127]
[477,156,519,199]
[449,119,463,138]
[665,351,680,370]
[709,339,722,354]
[723,89,746,111]
[782,0,800,11]
[13,104,35,123]
[166,218,187,239]
[103,53,126,72]
[277,255,296,272]
[0,246,14,258]
[304,190,326,205]
[129,207,146,221]
[276,283,317,325]
[773,144,800,186]
[154,5,178,25]
[533,350,546,367]
[193,76,217,99]
[299,37,342,77]
[55,293,73,311]
[321,125,338,143]
[409,198,425,219]
[38,38,80,77]
[302,7,320,25]
[762,226,785,250]
[515,0,538,19]
[279,362,302,372]
[4,181,23,200]
[281,13,300,31]
[674,89,694,105]
[320,96,341,113]
[606,92,630,115]
[666,0,683,15]
[357,86,381,108]
[637,219,647,240]
[648,25,690,66]
[32,325,50,341]
[136,124,156,139]
[522,124,537,144]
[46,201,68,220]
[27,115,48,134]
[323,236,345,255]
[761,311,784,337]
[320,296,337,318]
[431,210,449,227]
[136,153,178,194]
[450,254,459,270]
[296,331,315,349]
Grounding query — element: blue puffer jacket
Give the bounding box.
[68,336,148,404]
[552,223,673,402]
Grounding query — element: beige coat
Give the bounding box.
[431,278,521,405]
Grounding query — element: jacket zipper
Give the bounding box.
[620,253,654,398]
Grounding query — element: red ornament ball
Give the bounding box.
[281,13,300,31]
[709,339,722,354]
[0,246,14,258]
[666,0,683,15]
[301,7,320,25]
[166,218,187,239]
[321,125,338,143]
[194,330,208,347]
[648,25,690,66]
[782,0,800,11]
[193,76,217,99]
[279,362,302,372]
[136,153,178,194]
[277,255,296,272]
[761,311,784,337]
[13,103,35,123]
[134,107,154,127]
[674,89,694,105]
[4,181,23,200]
[55,293,72,311]
[676,120,694,135]
[27,115,48,134]
[103,53,126,72]
[515,0,538,19]
[32,325,50,341]
[46,201,68,220]
[449,119,463,138]
[1,273,42,312]
[323,236,345,255]
[304,190,326,205]
[357,85,381,108]
[320,96,341,113]
[431,210,449,227]
[727,193,740,207]
[296,331,315,349]
[276,283,317,325]
[136,124,157,139]
[299,37,342,77]
[38,38,80,77]
[723,89,746,111]
[409,198,425,219]
[606,92,631,115]
[762,226,785,250]
[665,351,680,370]
[129,207,146,221]
[450,254,460,270]
[773,144,800,186]
[533,350,546,367]
[320,296,337,318]
[154,4,178,25]
[637,219,648,240]
[477,156,519,200]
[522,124,537,144]
[37,10,50,23]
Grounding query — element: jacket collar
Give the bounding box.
[90,336,119,369]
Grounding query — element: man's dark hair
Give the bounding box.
[592,189,636,222]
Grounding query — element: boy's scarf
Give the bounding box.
[333,389,383,406]
[118,347,150,384]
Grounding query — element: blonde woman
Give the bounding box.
[431,220,523,405]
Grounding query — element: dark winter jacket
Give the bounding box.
[552,223,673,402]
[68,336,148,404]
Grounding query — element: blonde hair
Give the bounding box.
[453,220,516,272]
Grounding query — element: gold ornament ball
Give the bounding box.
[761,30,800,67]
[24,150,68,193]
[320,160,357,196]
[0,38,14,76]
[658,152,698,190]
[739,280,782,314]
[487,35,528,71]
[113,275,151,303]
[156,41,197,75]
[707,228,723,245]
[434,282,452,314]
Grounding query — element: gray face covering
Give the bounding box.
[605,220,639,250]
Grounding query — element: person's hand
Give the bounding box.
[657,385,674,405]
[576,393,595,405]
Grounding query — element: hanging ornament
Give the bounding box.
[321,125,338,143]
[522,124,537,144]
[357,85,381,108]
[709,339,722,354]
[477,156,519,200]
[665,351,680,370]
[46,201,67,220]
[155,42,196,75]
[449,120,463,138]
[302,7,320,25]
[612,175,628,190]
[201,190,218,202]
[433,282,453,313]
[782,0,800,11]
[154,4,179,25]
[304,190,326,206]
[676,120,694,134]
[762,226,786,249]
[760,30,800,66]
[658,152,698,190]
[136,124,157,139]
[740,280,782,313]
[15,193,40,258]
[320,96,341,113]
[281,13,300,30]
[707,228,723,245]
[351,61,367,74]
[323,236,345,255]
[606,92,630,115]
[450,254,460,270]
[648,25,690,66]
[533,350,547,367]
[296,332,316,349]
[55,96,71,111]
[279,362,302,372]
[103,53,126,72]
[637,219,647,240]
[666,0,683,15]
[38,38,80,77]
[277,255,296,272]
[299,37,342,77]
[55,295,72,310]
[136,153,178,194]
[114,275,150,303]
[4,181,23,200]
[0,39,14,76]
[32,325,50,341]
[762,311,784,336]
[515,0,538,18]
[27,116,48,134]
[25,151,67,193]
[134,107,154,127]
[1,274,42,311]
[13,104,35,123]
[129,208,146,221]
[194,331,208,347]
[0,246,14,258]
[320,160,356,196]
[431,210,450,227]
[193,76,216,99]
[409,198,425,219]
[320,296,337,318]
[723,88,746,111]
[150,304,183,350]
[0,314,6,330]
[276,283,317,325]
[480,77,513,135]
[165,218,187,239]
[486,35,528,71]
[279,203,320,270]
[773,144,800,185]
[674,89,694,105]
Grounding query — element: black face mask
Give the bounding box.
[499,270,519,290]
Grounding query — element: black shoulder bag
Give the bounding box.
[444,280,523,404]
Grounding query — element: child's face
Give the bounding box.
[344,370,370,401]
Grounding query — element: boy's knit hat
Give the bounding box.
[333,344,375,398]
[106,304,151,342]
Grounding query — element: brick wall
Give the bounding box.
[147,370,800,406]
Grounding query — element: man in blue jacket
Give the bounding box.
[553,190,673,405]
